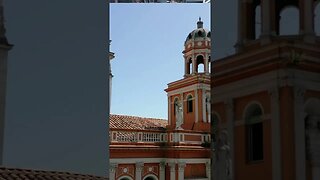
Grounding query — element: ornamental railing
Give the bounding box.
[110,131,167,143]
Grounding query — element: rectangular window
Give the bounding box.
[187,99,193,113]
[247,122,263,162]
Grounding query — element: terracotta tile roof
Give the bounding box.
[0,167,107,180]
[109,114,167,131]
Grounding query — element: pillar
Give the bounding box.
[135,162,144,180]
[180,93,184,124]
[269,88,282,180]
[260,0,272,44]
[294,87,306,180]
[184,57,189,76]
[192,55,196,74]
[306,115,320,180]
[168,96,171,125]
[206,161,211,180]
[159,161,166,180]
[178,162,186,180]
[303,0,315,43]
[109,163,117,180]
[169,163,176,180]
[195,89,199,123]
[202,90,207,123]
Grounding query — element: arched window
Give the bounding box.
[119,177,133,180]
[279,6,300,35]
[196,55,204,73]
[143,174,158,180]
[144,175,157,180]
[245,103,263,162]
[315,2,320,36]
[187,95,193,113]
[255,5,262,39]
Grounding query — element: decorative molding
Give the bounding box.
[213,69,319,103]
[110,158,210,164]
[136,162,144,172]
[167,83,210,97]
[110,163,118,173]
[178,162,186,171]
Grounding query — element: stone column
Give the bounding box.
[235,0,244,52]
[109,163,117,180]
[195,89,199,122]
[294,87,306,180]
[269,88,282,180]
[159,161,166,180]
[135,162,144,180]
[306,115,320,180]
[303,0,315,43]
[184,59,188,75]
[207,94,211,123]
[260,0,271,44]
[204,56,209,74]
[178,162,186,180]
[180,93,184,124]
[202,90,207,123]
[169,163,176,180]
[206,161,211,180]
[192,55,196,74]
[168,96,171,125]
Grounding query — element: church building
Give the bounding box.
[109,18,211,180]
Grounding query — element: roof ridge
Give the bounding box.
[110,114,167,121]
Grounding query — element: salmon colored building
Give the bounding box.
[109,19,212,180]
[212,1,320,180]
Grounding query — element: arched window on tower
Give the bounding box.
[315,2,320,36]
[187,58,193,75]
[255,5,262,39]
[187,95,193,113]
[245,103,264,162]
[279,6,300,35]
[196,55,204,73]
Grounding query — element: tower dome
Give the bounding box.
[185,17,211,45]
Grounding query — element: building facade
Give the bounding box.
[212,1,320,180]
[109,19,211,180]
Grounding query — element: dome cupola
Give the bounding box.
[183,18,211,77]
[185,17,211,45]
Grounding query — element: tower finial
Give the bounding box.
[197,17,203,29]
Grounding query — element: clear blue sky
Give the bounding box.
[110,4,211,119]
[110,3,320,120]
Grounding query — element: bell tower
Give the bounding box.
[235,0,317,52]
[165,18,211,132]
[0,0,12,165]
